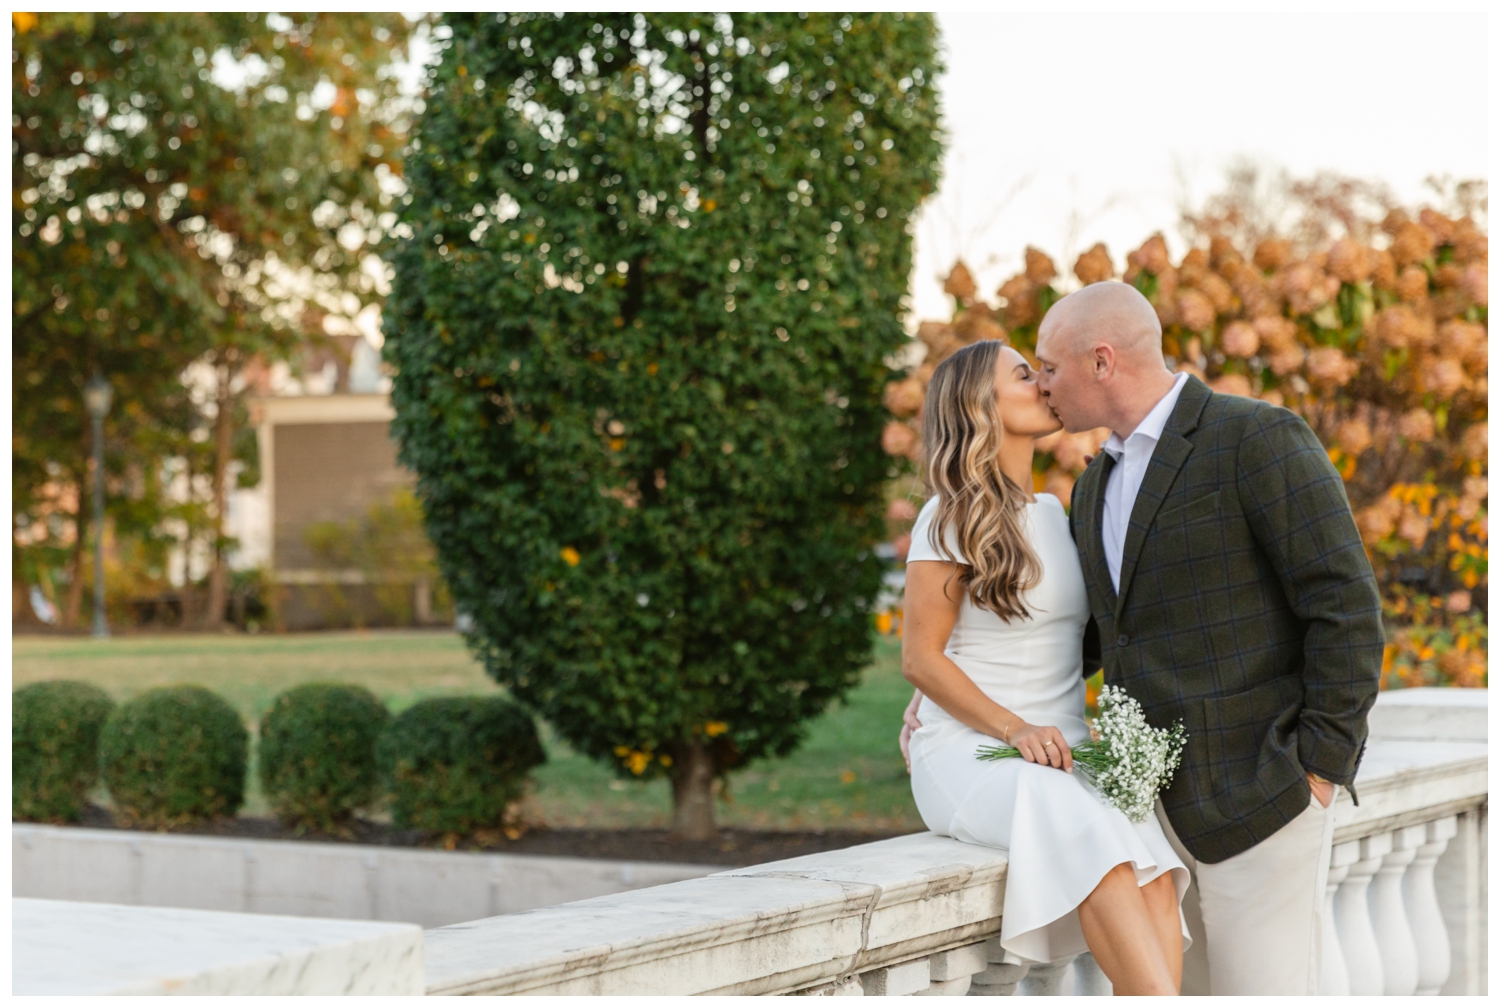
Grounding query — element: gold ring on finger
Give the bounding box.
[1044,740,1055,748]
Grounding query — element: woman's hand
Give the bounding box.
[899,689,924,773]
[1009,721,1073,772]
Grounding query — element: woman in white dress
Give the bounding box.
[899,339,1187,995]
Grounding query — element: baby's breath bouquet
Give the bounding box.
[975,685,1187,823]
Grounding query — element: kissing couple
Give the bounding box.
[897,281,1383,994]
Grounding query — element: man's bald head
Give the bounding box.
[1033,281,1179,435]
[1037,281,1164,365]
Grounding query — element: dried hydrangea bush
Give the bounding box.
[886,179,1487,688]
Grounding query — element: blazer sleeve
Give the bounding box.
[1237,406,1384,786]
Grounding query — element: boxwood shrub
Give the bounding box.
[259,683,390,832]
[13,680,115,823]
[379,696,545,833]
[100,685,248,827]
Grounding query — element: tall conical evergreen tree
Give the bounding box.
[386,12,943,837]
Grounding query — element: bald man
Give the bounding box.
[1033,282,1383,995]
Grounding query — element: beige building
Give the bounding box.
[255,393,443,630]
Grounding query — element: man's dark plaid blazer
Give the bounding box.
[1070,376,1383,864]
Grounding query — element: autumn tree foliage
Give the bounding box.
[886,179,1487,688]
[12,12,411,625]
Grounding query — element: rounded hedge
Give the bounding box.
[100,685,249,826]
[13,680,115,823]
[258,683,390,832]
[378,696,546,834]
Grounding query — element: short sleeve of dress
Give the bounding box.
[907,496,968,565]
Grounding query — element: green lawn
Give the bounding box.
[13,630,922,833]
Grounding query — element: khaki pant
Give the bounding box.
[1157,790,1338,995]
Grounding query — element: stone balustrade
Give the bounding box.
[422,688,1486,996]
[14,689,1485,996]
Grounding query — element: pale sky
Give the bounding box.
[909,10,1488,326]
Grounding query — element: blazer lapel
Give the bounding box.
[1113,377,1212,620]
[1073,453,1117,613]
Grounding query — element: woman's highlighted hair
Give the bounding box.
[921,340,1041,621]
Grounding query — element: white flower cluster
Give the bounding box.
[1085,685,1187,823]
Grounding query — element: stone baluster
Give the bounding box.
[918,943,988,996]
[860,958,931,996]
[1015,956,1075,996]
[1370,825,1425,995]
[1405,816,1457,995]
[1334,832,1388,996]
[1067,952,1112,995]
[1319,841,1359,995]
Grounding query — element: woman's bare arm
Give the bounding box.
[902,560,1073,771]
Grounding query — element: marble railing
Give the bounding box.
[424,688,1486,996]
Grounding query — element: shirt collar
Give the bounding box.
[1102,371,1190,459]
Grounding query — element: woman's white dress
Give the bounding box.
[907,493,1190,965]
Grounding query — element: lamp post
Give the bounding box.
[83,372,113,639]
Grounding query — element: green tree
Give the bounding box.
[385,13,943,837]
[12,12,413,625]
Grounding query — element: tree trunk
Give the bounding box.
[670,740,718,841]
[203,360,235,629]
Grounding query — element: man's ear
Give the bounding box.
[1092,343,1115,381]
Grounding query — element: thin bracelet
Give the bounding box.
[1002,721,1012,744]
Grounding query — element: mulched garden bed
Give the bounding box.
[72,804,916,867]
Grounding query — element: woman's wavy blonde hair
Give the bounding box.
[921,340,1041,621]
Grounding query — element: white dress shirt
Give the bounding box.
[1100,371,1189,592]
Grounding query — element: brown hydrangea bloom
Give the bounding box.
[1176,289,1217,331]
[1307,346,1359,387]
[1209,373,1253,397]
[996,274,1039,329]
[953,305,1007,345]
[943,261,978,302]
[1256,388,1285,407]
[1196,272,1234,313]
[883,378,926,418]
[1024,247,1057,286]
[1208,235,1241,270]
[1253,238,1293,271]
[1268,344,1306,376]
[1438,319,1485,361]
[917,320,961,364]
[1433,263,1464,289]
[1418,209,1456,245]
[1278,262,1339,315]
[1253,315,1299,350]
[1335,417,1374,457]
[1220,320,1260,358]
[1390,220,1437,266]
[1139,235,1173,275]
[1357,495,1402,543]
[1327,238,1373,283]
[1374,304,1435,349]
[881,421,920,459]
[1398,407,1436,443]
[1422,357,1467,399]
[1461,262,1487,305]
[1462,422,1487,460]
[1396,265,1430,303]
[1451,226,1487,264]
[1398,508,1432,549]
[1073,243,1115,285]
[1371,249,1398,289]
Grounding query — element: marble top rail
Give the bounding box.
[422,732,1487,996]
[13,898,423,995]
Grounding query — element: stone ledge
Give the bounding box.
[13,898,423,995]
